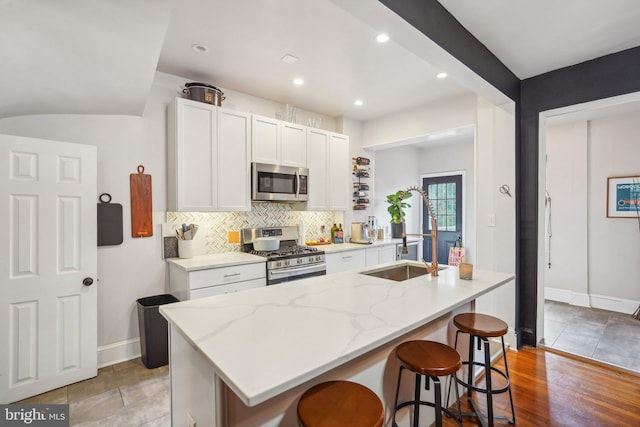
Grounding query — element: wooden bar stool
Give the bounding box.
[391,340,462,427]
[297,380,384,427]
[450,313,516,427]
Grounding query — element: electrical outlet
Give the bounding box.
[188,412,196,427]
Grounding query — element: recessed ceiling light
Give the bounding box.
[376,33,390,43]
[281,54,299,64]
[354,99,364,106]
[436,72,448,79]
[293,78,304,86]
[192,44,209,53]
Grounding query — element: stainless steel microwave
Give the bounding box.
[252,162,309,202]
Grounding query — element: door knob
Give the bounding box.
[82,277,94,287]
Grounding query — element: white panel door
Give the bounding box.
[0,135,97,403]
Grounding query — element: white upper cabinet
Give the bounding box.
[168,98,251,212]
[251,115,279,165]
[218,108,251,211]
[251,115,306,167]
[281,122,306,167]
[328,133,349,211]
[307,128,349,211]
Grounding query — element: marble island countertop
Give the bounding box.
[160,260,514,407]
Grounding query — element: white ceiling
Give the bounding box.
[437,0,640,79]
[1,0,640,121]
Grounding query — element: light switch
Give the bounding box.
[488,213,496,227]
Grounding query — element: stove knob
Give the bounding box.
[308,256,314,263]
[316,256,322,262]
[276,261,282,268]
[285,260,290,266]
[297,258,303,264]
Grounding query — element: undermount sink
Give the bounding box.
[361,263,446,282]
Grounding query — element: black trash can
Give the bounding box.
[136,294,179,369]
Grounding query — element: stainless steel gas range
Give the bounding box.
[240,226,326,285]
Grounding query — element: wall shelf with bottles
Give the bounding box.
[352,157,370,210]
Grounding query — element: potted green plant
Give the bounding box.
[386,190,412,238]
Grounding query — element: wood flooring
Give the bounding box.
[441,347,640,427]
[15,347,640,426]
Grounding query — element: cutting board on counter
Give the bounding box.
[130,165,153,237]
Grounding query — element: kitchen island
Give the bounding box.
[160,260,514,427]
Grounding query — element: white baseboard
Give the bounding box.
[590,294,640,314]
[97,338,141,368]
[545,287,639,314]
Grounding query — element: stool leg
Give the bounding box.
[453,371,463,426]
[501,336,516,424]
[466,334,475,398]
[446,330,462,408]
[413,373,421,427]
[391,366,404,427]
[432,376,443,427]
[482,337,494,427]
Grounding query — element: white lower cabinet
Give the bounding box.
[365,245,396,266]
[168,262,266,301]
[325,249,366,274]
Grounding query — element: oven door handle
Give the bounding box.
[269,262,326,278]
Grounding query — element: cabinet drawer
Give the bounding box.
[189,262,266,290]
[189,278,266,299]
[326,249,366,274]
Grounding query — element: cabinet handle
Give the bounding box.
[342,255,352,260]
[224,273,241,278]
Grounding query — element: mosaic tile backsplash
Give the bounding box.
[166,203,336,254]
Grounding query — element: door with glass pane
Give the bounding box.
[422,175,462,265]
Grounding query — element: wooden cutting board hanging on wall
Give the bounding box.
[130,165,153,237]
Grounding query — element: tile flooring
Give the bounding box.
[541,300,640,373]
[16,359,170,426]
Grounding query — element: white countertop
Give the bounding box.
[166,252,266,271]
[160,261,513,407]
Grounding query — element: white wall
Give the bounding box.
[474,97,516,347]
[418,139,475,262]
[544,122,589,306]
[362,93,477,148]
[545,112,640,313]
[373,145,422,234]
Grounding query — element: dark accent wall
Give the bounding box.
[380,0,640,347]
[518,46,640,345]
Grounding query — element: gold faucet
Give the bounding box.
[399,185,439,276]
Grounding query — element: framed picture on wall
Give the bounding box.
[607,175,640,218]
